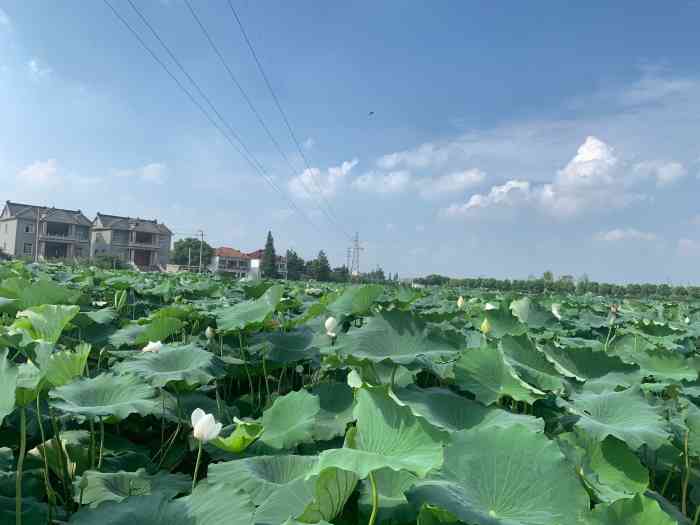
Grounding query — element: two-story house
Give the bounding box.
[0,201,91,260]
[246,249,287,279]
[209,247,251,278]
[91,213,172,270]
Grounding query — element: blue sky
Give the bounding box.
[2,1,700,283]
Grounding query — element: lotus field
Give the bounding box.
[2,261,700,524]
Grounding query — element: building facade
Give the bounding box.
[209,247,251,278]
[91,213,172,270]
[245,249,287,279]
[0,201,91,260]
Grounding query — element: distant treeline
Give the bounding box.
[414,273,700,299]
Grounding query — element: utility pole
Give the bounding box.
[188,247,192,268]
[197,230,204,273]
[346,247,352,281]
[350,232,362,280]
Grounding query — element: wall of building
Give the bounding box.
[0,219,18,256]
[16,219,39,258]
[158,235,171,266]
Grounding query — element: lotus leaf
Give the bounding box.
[408,425,590,525]
[216,284,283,332]
[0,350,18,425]
[583,492,676,524]
[260,389,320,450]
[13,304,79,343]
[50,373,158,420]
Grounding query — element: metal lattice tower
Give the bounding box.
[350,232,362,278]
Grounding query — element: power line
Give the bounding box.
[102,0,323,237]
[183,0,350,242]
[225,0,353,241]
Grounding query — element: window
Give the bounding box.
[24,224,34,233]
[23,243,33,255]
[3,224,7,233]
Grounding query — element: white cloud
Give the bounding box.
[352,170,412,193]
[633,160,687,187]
[114,162,167,184]
[0,8,10,27]
[441,180,531,217]
[17,159,60,186]
[289,159,358,200]
[420,169,485,197]
[443,136,653,219]
[303,138,315,150]
[27,59,52,77]
[377,143,452,171]
[594,228,657,242]
[678,239,700,257]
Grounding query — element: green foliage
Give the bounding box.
[261,230,278,279]
[171,237,214,268]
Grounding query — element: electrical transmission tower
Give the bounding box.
[350,233,363,278]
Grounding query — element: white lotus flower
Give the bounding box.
[295,364,304,374]
[142,341,162,353]
[205,326,216,340]
[551,303,562,320]
[457,296,465,309]
[484,302,497,311]
[92,300,107,307]
[325,316,339,337]
[191,408,222,443]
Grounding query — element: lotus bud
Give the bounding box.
[142,341,162,353]
[551,303,562,320]
[480,317,492,335]
[191,408,222,443]
[457,296,465,309]
[325,316,339,338]
[205,326,216,340]
[484,302,497,311]
[295,364,304,374]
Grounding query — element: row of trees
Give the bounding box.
[415,272,700,299]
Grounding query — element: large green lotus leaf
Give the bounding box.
[17,279,81,308]
[311,382,355,441]
[454,344,544,405]
[609,334,697,382]
[510,297,557,329]
[682,402,700,458]
[558,431,648,502]
[260,389,320,450]
[178,481,255,525]
[482,304,526,338]
[50,373,158,420]
[216,285,283,332]
[568,387,670,450]
[315,386,445,478]
[75,468,190,508]
[211,420,263,453]
[582,493,676,524]
[0,495,50,525]
[0,350,18,425]
[208,455,318,504]
[328,310,461,366]
[326,284,384,321]
[254,466,357,525]
[79,307,118,326]
[542,341,639,382]
[114,343,225,388]
[13,304,79,343]
[0,297,18,315]
[250,326,318,363]
[407,425,590,525]
[500,335,566,393]
[38,342,91,387]
[393,386,544,433]
[108,317,184,348]
[69,493,192,525]
[358,468,418,525]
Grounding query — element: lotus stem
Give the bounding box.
[192,440,203,493]
[49,406,72,508]
[98,417,105,470]
[683,431,690,516]
[239,332,255,404]
[16,406,26,525]
[35,396,55,520]
[694,504,700,525]
[368,470,379,525]
[89,418,96,470]
[261,355,271,404]
[390,364,398,390]
[660,465,675,496]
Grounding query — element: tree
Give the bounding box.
[286,249,305,280]
[313,250,331,281]
[261,231,278,278]
[331,265,349,282]
[172,237,214,268]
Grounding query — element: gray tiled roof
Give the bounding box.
[94,213,172,235]
[3,201,92,226]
